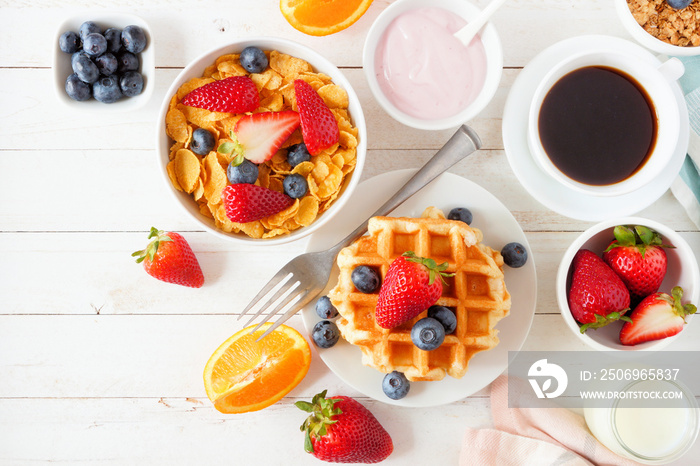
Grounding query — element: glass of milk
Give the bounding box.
[584,379,699,464]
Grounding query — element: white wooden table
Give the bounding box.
[1,1,699,464]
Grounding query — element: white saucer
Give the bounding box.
[502,35,690,221]
[300,169,537,407]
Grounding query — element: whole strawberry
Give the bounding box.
[294,79,340,155]
[132,227,204,288]
[375,252,453,329]
[620,286,696,346]
[603,225,671,304]
[568,249,631,333]
[181,75,259,113]
[222,183,293,223]
[296,390,393,464]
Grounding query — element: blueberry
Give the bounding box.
[283,174,308,199]
[79,21,100,41]
[95,53,118,76]
[411,317,445,351]
[103,28,122,53]
[72,53,99,84]
[121,25,147,54]
[120,70,144,97]
[287,143,311,167]
[65,73,91,101]
[427,305,457,334]
[239,46,269,74]
[448,207,473,225]
[59,31,81,54]
[382,371,410,400]
[312,320,340,349]
[117,51,139,73]
[315,296,339,319]
[501,242,528,268]
[188,128,215,156]
[667,0,692,9]
[83,33,108,57]
[227,159,259,184]
[93,75,122,103]
[351,266,381,294]
[71,51,86,68]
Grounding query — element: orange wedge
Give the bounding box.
[203,323,311,414]
[280,0,374,36]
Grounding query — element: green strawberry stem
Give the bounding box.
[217,129,245,162]
[604,225,675,258]
[296,390,342,453]
[402,251,454,285]
[669,286,697,322]
[131,227,173,263]
[579,310,632,333]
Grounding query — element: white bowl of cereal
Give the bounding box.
[156,37,366,245]
[615,0,700,56]
[363,0,503,130]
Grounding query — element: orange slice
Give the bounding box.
[280,0,374,36]
[203,323,311,413]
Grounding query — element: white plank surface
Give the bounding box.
[1,0,700,464]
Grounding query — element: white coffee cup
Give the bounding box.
[527,52,684,197]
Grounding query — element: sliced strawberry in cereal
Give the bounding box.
[182,76,260,113]
[233,110,301,164]
[222,183,293,224]
[294,79,339,155]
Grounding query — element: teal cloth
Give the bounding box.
[672,56,700,228]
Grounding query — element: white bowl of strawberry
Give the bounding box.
[557,217,699,351]
[156,37,366,244]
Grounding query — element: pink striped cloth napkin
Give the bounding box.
[459,375,642,466]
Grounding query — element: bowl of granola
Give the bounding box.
[615,0,700,56]
[156,37,366,245]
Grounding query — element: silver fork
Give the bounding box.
[240,124,482,340]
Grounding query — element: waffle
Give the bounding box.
[328,210,511,382]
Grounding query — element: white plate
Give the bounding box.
[502,35,690,221]
[300,169,537,407]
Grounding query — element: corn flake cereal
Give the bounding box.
[296,196,319,227]
[318,84,349,109]
[166,107,190,143]
[172,149,201,193]
[164,49,359,239]
[202,152,228,205]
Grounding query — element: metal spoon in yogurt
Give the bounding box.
[453,0,507,46]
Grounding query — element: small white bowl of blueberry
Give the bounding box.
[53,13,154,111]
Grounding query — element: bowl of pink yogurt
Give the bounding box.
[363,0,503,130]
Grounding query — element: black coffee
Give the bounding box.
[538,66,657,186]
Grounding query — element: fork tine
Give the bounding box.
[250,280,301,333]
[240,275,299,328]
[238,269,293,321]
[255,288,319,341]
[250,290,306,333]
